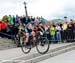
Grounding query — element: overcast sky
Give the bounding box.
[0,0,75,20]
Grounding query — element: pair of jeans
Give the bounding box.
[56,32,61,42]
[50,35,55,42]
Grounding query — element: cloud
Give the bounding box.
[60,0,75,19]
[27,0,66,19]
[0,0,75,20]
[0,0,31,18]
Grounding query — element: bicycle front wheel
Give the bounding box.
[36,37,49,54]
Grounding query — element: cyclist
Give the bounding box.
[18,22,46,46]
[20,23,35,45]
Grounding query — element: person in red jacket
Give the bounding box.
[0,22,2,32]
[1,21,7,30]
[0,20,2,32]
[0,20,7,33]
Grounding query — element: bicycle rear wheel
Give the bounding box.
[36,37,49,54]
[20,37,31,54]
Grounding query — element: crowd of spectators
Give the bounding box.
[48,20,75,43]
[0,15,46,39]
[0,15,75,43]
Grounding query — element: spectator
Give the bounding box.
[56,24,62,43]
[31,16,35,22]
[28,16,31,23]
[22,15,26,24]
[18,17,22,26]
[50,24,56,42]
[13,15,16,26]
[0,24,1,32]
[35,16,40,23]
[67,24,73,40]
[62,22,68,41]
[73,23,75,39]
[15,15,19,23]
[1,21,7,33]
[8,15,14,25]
[25,16,29,24]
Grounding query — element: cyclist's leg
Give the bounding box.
[31,31,36,40]
[23,33,29,43]
[31,31,36,45]
[25,33,29,43]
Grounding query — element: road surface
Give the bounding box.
[0,43,74,63]
[39,50,75,63]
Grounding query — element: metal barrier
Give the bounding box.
[0,30,75,43]
[0,32,15,39]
